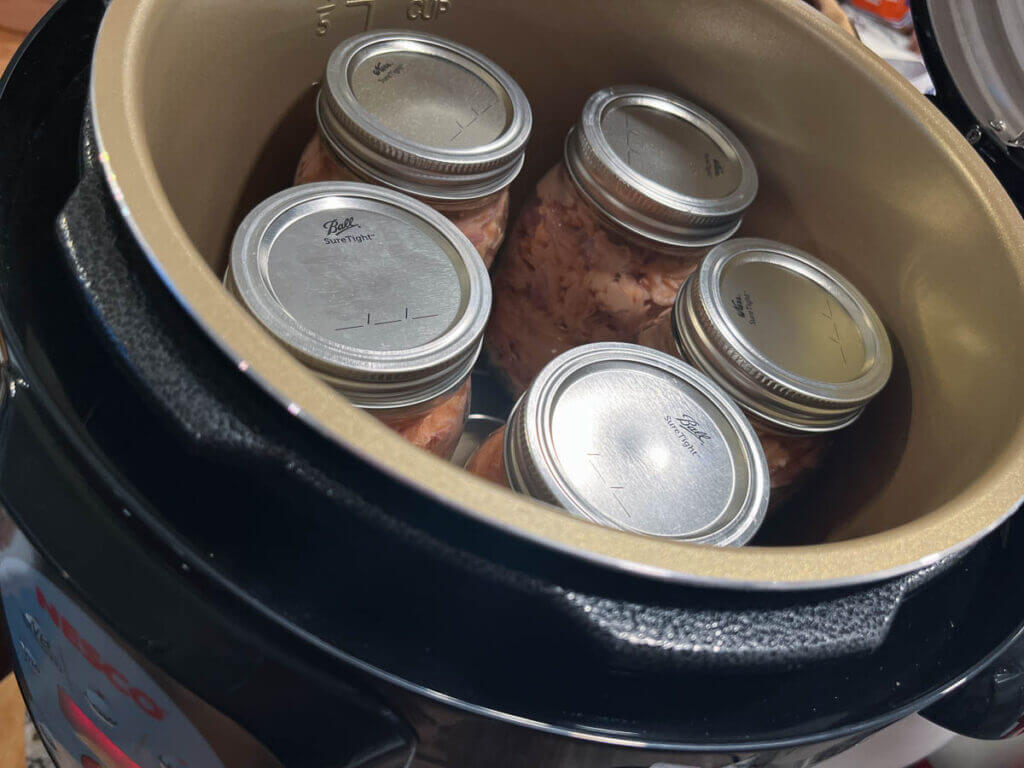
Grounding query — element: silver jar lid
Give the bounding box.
[503,343,769,546]
[672,238,893,433]
[564,86,758,248]
[318,30,532,202]
[228,182,491,409]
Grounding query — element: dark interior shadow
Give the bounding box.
[754,334,913,546]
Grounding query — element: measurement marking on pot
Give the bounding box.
[340,0,375,33]
[315,3,336,36]
[407,0,451,21]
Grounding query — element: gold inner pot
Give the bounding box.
[90,0,1024,586]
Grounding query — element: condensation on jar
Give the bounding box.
[486,85,759,395]
[227,182,491,459]
[294,30,532,268]
[465,343,771,546]
[637,238,894,503]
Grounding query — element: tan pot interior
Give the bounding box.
[90,0,1024,587]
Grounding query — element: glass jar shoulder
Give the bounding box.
[294,133,507,267]
[377,378,472,460]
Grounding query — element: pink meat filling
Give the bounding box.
[759,429,825,498]
[465,425,510,486]
[295,134,508,267]
[487,163,704,395]
[377,379,471,460]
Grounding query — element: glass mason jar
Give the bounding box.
[465,343,770,546]
[464,423,508,487]
[294,30,532,269]
[486,85,758,395]
[636,238,894,503]
[227,182,491,459]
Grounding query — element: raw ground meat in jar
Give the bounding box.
[381,379,472,460]
[467,343,770,546]
[636,239,893,509]
[487,164,704,394]
[486,86,759,395]
[637,310,828,499]
[464,424,509,486]
[295,135,510,268]
[757,428,828,503]
[298,30,531,268]
[465,398,813,512]
[227,182,490,461]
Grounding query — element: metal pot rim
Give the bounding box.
[88,0,1024,590]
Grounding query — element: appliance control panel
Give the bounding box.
[1,556,280,768]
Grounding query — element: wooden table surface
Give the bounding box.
[2,0,51,74]
[0,675,24,767]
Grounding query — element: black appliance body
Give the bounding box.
[1,1,1024,766]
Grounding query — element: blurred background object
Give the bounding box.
[1,28,20,72]
[848,0,912,29]
[805,0,858,36]
[844,1,932,93]
[818,716,955,768]
[0,0,51,33]
[922,736,1024,767]
[1,0,51,72]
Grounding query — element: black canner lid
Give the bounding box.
[913,0,1024,206]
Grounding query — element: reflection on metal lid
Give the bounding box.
[229,182,490,409]
[505,343,769,546]
[565,86,758,247]
[674,238,893,432]
[319,30,532,200]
